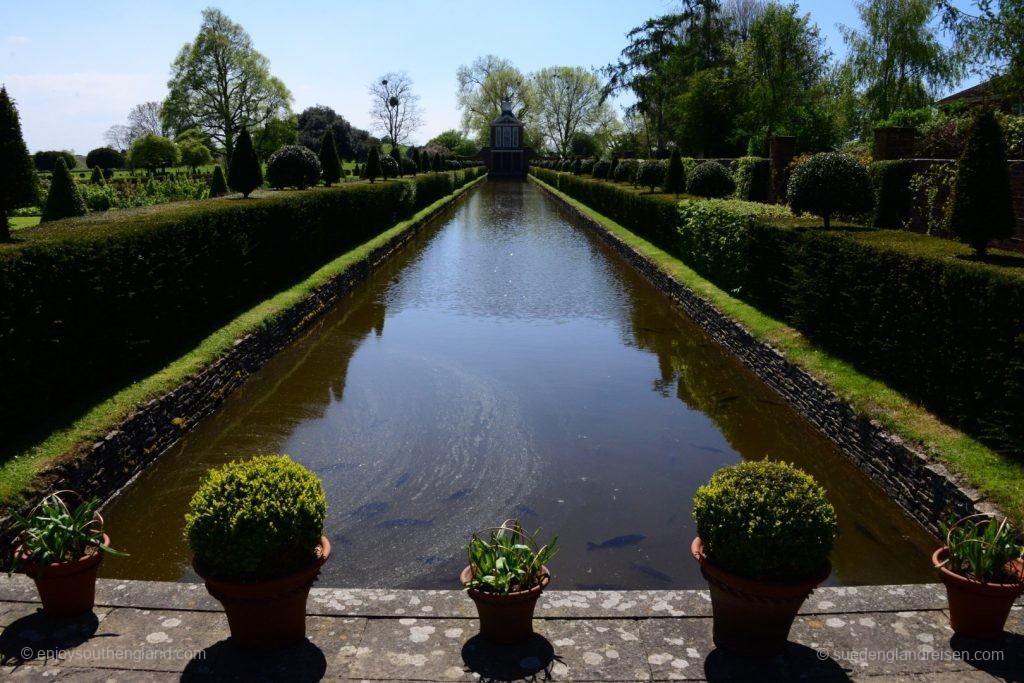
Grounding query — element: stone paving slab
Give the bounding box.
[2,576,1022,681]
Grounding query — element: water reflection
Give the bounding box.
[101,181,936,588]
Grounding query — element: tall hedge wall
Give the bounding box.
[531,167,1024,457]
[0,169,483,447]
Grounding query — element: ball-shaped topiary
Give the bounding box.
[693,460,837,582]
[613,158,637,183]
[787,152,872,229]
[592,158,611,179]
[401,156,418,176]
[687,161,735,198]
[185,455,327,582]
[266,145,322,190]
[380,154,399,179]
[85,146,124,171]
[636,159,665,192]
[41,156,87,222]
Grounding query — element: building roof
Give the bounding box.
[491,100,522,126]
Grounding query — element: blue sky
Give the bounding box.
[1,1,979,154]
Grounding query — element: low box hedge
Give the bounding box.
[530,167,1024,458]
[0,169,483,448]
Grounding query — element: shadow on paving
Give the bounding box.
[950,632,1024,680]
[461,633,560,682]
[0,609,100,666]
[704,644,852,681]
[181,637,326,681]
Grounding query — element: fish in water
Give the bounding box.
[447,487,472,501]
[416,555,445,565]
[514,504,537,517]
[689,443,725,454]
[854,521,882,545]
[351,501,388,519]
[586,534,646,550]
[315,461,356,474]
[394,472,411,488]
[715,395,739,404]
[376,518,433,529]
[575,583,630,591]
[630,562,673,583]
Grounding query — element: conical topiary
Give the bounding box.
[571,156,582,175]
[319,129,342,187]
[365,147,382,184]
[90,165,105,185]
[432,153,443,172]
[948,108,1016,257]
[390,145,402,177]
[609,156,619,182]
[209,164,228,197]
[41,156,87,222]
[664,148,686,198]
[410,148,420,175]
[0,86,38,241]
[228,128,262,198]
[418,149,430,173]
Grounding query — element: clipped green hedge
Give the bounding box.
[868,160,915,229]
[733,157,770,203]
[0,169,484,446]
[531,167,1024,457]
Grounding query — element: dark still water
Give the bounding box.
[101,181,936,589]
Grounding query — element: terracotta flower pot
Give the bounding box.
[933,546,1024,639]
[692,536,830,657]
[19,533,109,618]
[461,565,550,644]
[195,536,331,650]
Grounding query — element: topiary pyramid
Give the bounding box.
[0,85,37,241]
[209,164,228,197]
[365,147,382,184]
[319,129,342,187]
[227,128,262,198]
[948,108,1015,257]
[90,165,105,185]
[390,145,402,177]
[41,156,87,222]
[664,148,686,198]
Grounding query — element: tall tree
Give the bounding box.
[738,3,831,145]
[456,55,535,143]
[0,86,37,241]
[368,72,423,147]
[162,8,292,163]
[534,67,615,158]
[722,0,768,40]
[939,0,1024,94]
[252,115,298,161]
[127,101,168,138]
[843,0,965,123]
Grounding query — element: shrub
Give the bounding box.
[227,128,263,198]
[89,166,105,185]
[85,147,124,171]
[867,160,915,229]
[127,133,180,174]
[613,158,637,184]
[733,157,770,202]
[787,153,872,229]
[209,165,228,197]
[686,161,734,198]
[417,149,429,173]
[664,149,686,197]
[464,520,558,594]
[580,158,595,175]
[267,144,321,190]
[185,455,327,582]
[693,461,837,582]
[948,109,1015,256]
[636,159,665,192]
[401,157,418,176]
[33,150,77,172]
[380,154,399,179]
[592,158,611,180]
[432,153,443,172]
[608,157,619,180]
[41,157,87,222]
[81,184,113,212]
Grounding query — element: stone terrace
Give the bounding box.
[1,576,1021,681]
